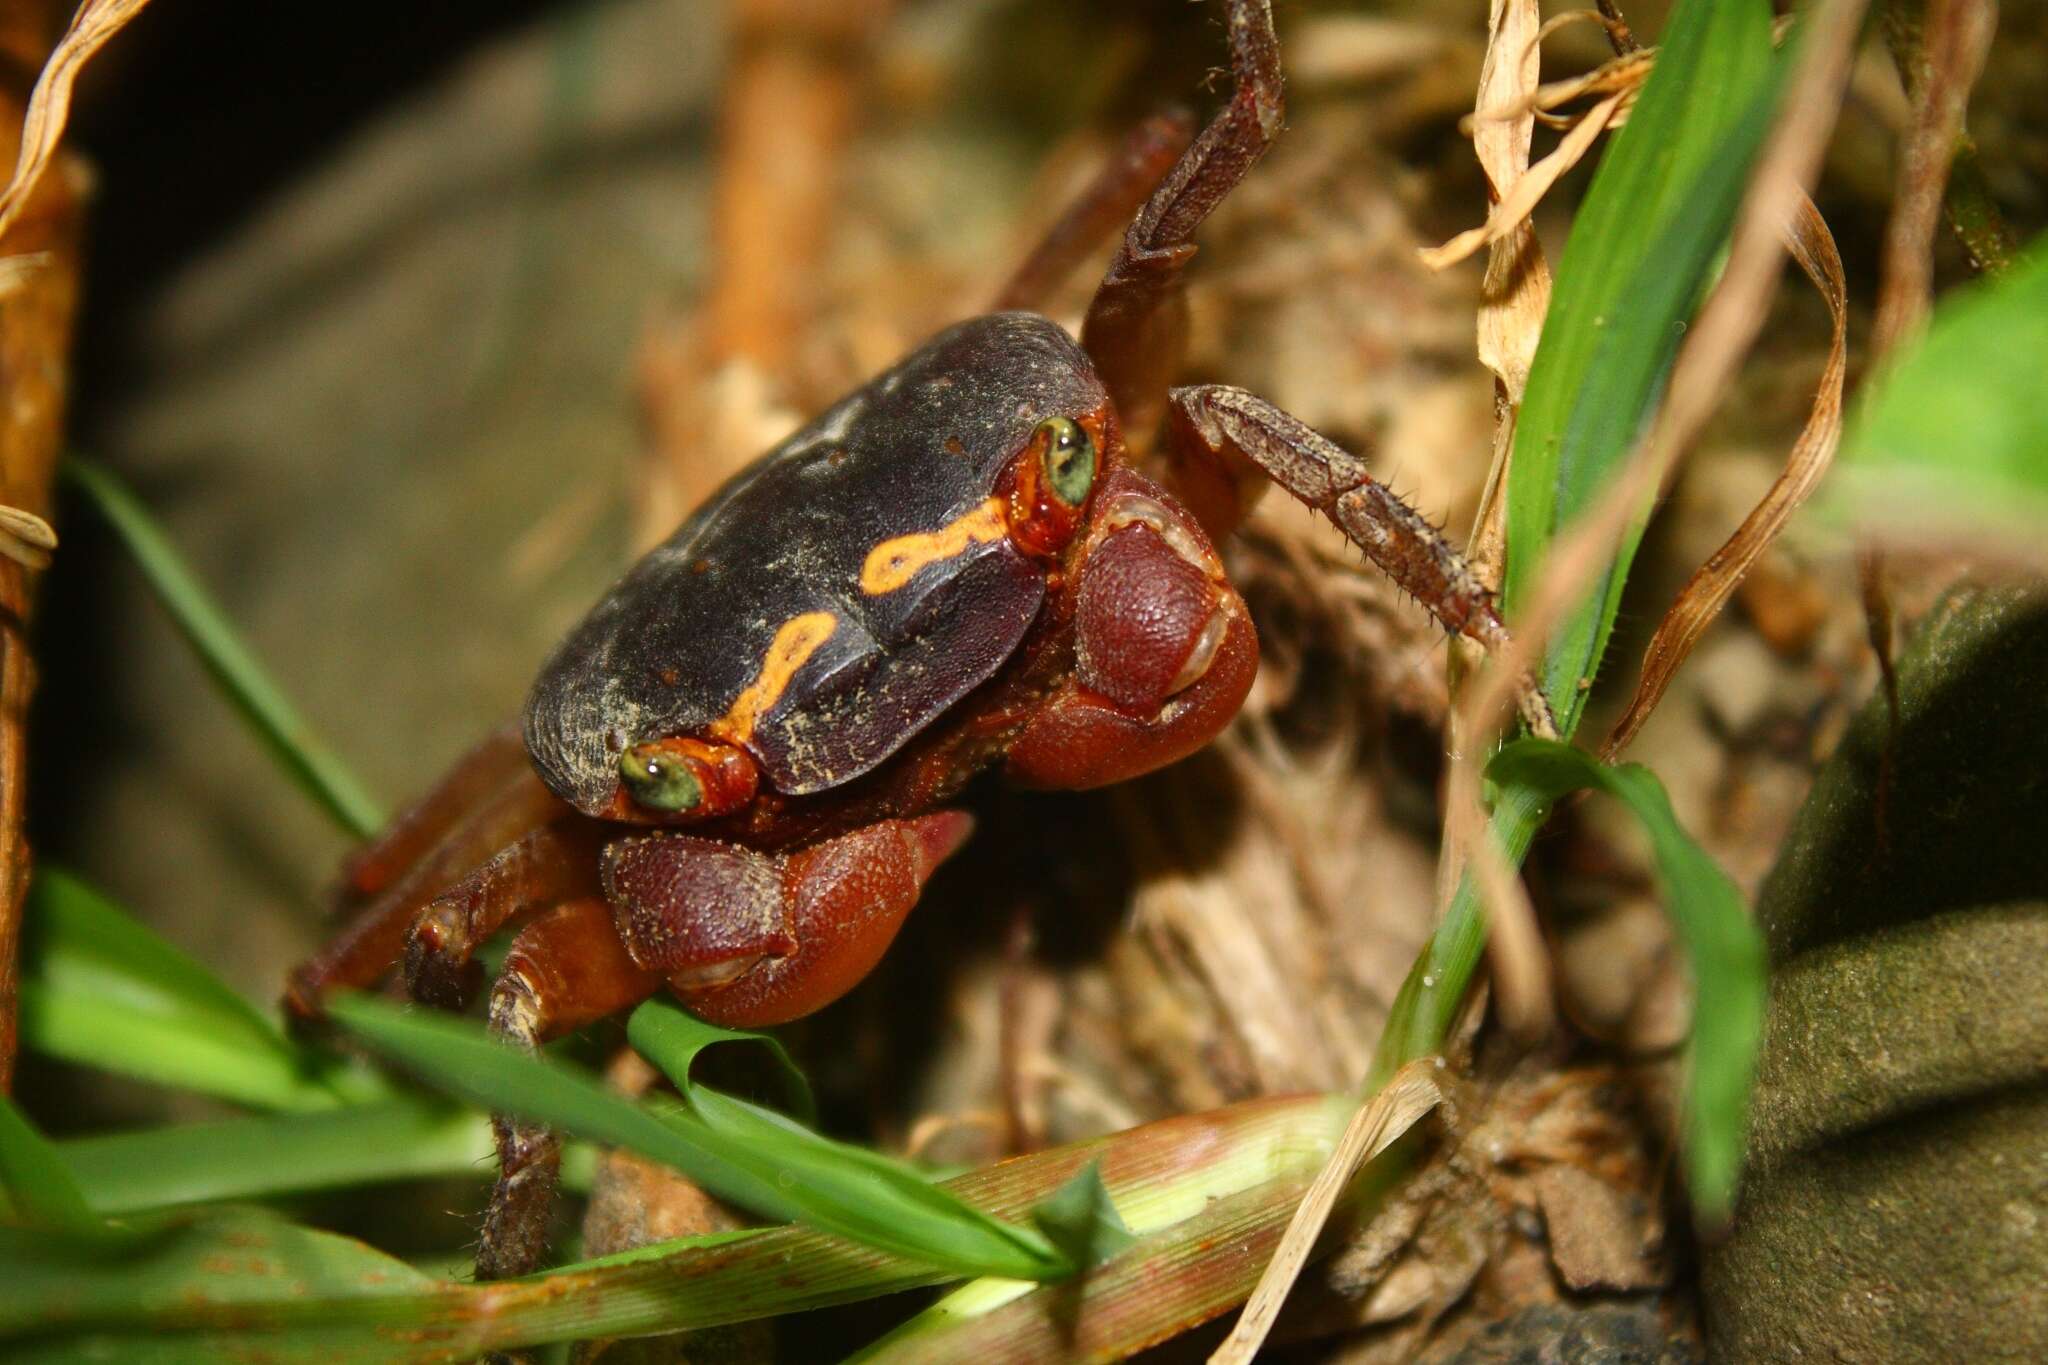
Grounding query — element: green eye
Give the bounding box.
[618,743,702,812]
[1037,417,1096,507]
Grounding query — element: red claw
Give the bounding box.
[1006,469,1258,790]
[605,812,975,1029]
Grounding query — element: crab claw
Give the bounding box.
[1006,469,1258,790]
[603,811,974,1028]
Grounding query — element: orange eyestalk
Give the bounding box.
[1007,410,1109,558]
[607,735,760,824]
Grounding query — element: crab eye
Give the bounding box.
[1036,417,1096,508]
[619,743,702,812]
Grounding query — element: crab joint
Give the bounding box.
[610,735,760,823]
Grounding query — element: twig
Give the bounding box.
[635,0,895,544]
[0,0,92,1091]
[1454,0,1557,1039]
[1881,0,2017,275]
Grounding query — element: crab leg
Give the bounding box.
[332,724,531,903]
[993,111,1195,312]
[283,766,567,1019]
[476,897,662,1281]
[1081,0,1283,448]
[1168,383,1560,736]
[403,820,609,1008]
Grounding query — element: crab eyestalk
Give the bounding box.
[1007,412,1107,557]
[609,736,761,824]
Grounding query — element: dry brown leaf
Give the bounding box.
[1473,0,1552,410]
[1208,1059,1443,1365]
[1418,91,1624,272]
[0,0,154,239]
[0,503,55,570]
[1476,46,1653,128]
[1602,198,1847,757]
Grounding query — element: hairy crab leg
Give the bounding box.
[992,110,1196,313]
[283,766,567,1019]
[1081,0,1283,451]
[476,897,662,1282]
[1168,384,1560,737]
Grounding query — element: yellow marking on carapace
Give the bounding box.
[859,497,1009,595]
[710,611,839,744]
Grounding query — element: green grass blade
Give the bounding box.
[328,993,1068,1280]
[1369,0,1792,1100]
[1028,1159,1134,1271]
[1503,0,1784,733]
[0,1206,442,1342]
[630,1000,1077,1280]
[57,1100,493,1215]
[1484,739,1765,1219]
[20,869,353,1111]
[0,1095,1345,1362]
[1829,232,2048,542]
[64,458,386,840]
[625,997,813,1122]
[0,1095,97,1232]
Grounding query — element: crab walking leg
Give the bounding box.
[1168,384,1560,737]
[332,723,531,903]
[403,820,609,1008]
[476,898,662,1282]
[282,767,568,1019]
[992,111,1195,312]
[1081,0,1283,451]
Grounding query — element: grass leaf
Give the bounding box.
[0,1095,1346,1362]
[0,1095,98,1232]
[1485,738,1765,1219]
[20,869,356,1111]
[328,993,1068,1280]
[1371,0,1790,1091]
[1829,232,2048,548]
[64,457,385,840]
[625,997,813,1122]
[57,1100,492,1215]
[1029,1159,1135,1271]
[1503,0,1784,732]
[0,1205,442,1346]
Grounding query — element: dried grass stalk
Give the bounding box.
[1207,1059,1442,1365]
[1603,198,1848,757]
[0,0,153,238]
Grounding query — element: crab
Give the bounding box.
[286,0,1522,1281]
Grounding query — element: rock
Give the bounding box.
[1701,588,2048,1363]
